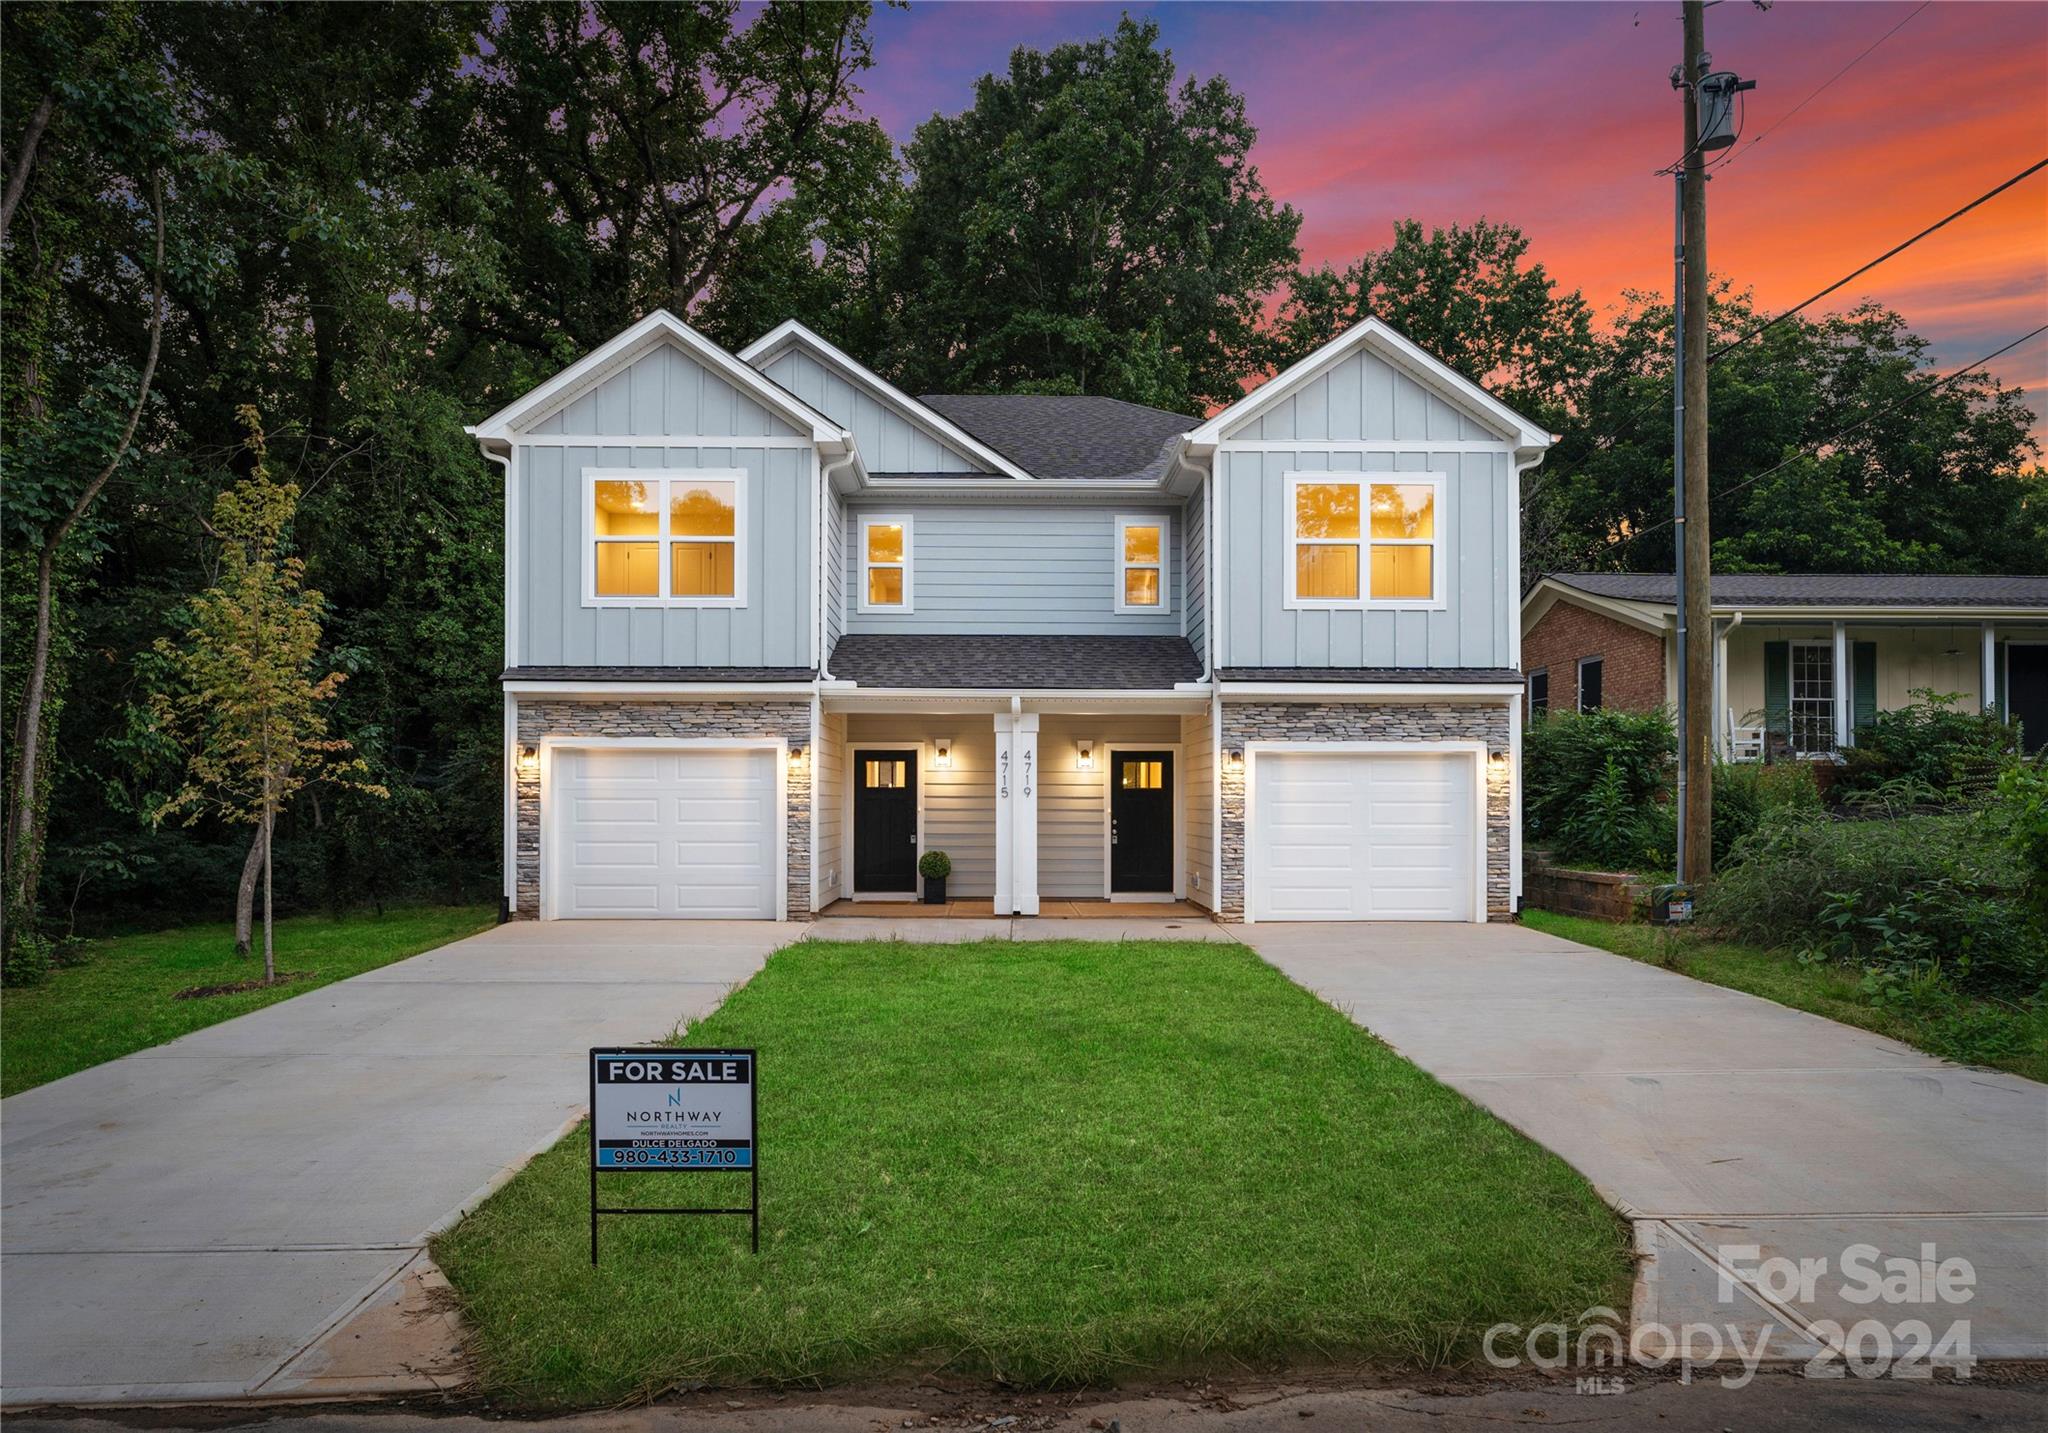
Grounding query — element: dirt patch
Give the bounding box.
[173,971,312,1000]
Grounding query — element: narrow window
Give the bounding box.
[1116,516,1167,612]
[860,515,912,612]
[1529,669,1549,716]
[1578,657,1604,713]
[1286,472,1444,607]
[1789,641,1835,753]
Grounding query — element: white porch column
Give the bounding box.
[1012,713,1040,915]
[1983,622,1999,713]
[993,713,1015,915]
[1832,621,1851,751]
[1713,620,1730,759]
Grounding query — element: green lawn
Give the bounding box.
[435,938,1630,1406]
[1522,910,2048,1084]
[1,905,495,1097]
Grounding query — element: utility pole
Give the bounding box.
[1670,2,1749,884]
[1680,0,1714,882]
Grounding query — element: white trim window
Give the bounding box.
[858,514,913,612]
[1115,514,1169,614]
[1789,641,1836,754]
[584,468,746,607]
[1283,471,1446,609]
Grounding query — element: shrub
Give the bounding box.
[1699,806,2044,997]
[1836,689,2018,802]
[917,849,952,881]
[1525,708,1674,863]
[1997,760,2048,920]
[3,930,54,988]
[1711,760,1822,866]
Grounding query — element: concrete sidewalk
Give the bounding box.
[1234,920,2048,1362]
[0,921,786,1407]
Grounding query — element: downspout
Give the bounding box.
[818,447,861,682]
[475,438,516,923]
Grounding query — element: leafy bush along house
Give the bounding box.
[470,313,1548,923]
[1522,574,2048,759]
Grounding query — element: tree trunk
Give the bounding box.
[235,824,264,957]
[3,175,164,943]
[0,91,55,248]
[262,803,276,984]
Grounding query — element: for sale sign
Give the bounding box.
[590,1048,754,1170]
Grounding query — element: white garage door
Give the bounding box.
[552,747,778,918]
[1252,751,1477,921]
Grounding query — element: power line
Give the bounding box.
[1708,156,2048,363]
[1615,321,2048,553]
[1719,1,1929,169]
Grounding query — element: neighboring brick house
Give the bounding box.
[1520,588,1668,716]
[1521,573,2048,759]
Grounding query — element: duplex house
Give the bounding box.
[469,312,1549,923]
[1523,574,2048,758]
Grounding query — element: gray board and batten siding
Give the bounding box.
[1216,345,1520,672]
[757,345,983,473]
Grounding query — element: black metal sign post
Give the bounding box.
[588,1047,758,1265]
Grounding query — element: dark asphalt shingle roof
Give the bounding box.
[1549,573,2048,608]
[1220,667,1527,684]
[917,394,1196,481]
[503,666,814,683]
[830,634,1202,689]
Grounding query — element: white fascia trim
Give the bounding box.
[503,680,817,697]
[468,309,852,448]
[853,477,1166,495]
[739,320,1036,481]
[1184,317,1552,453]
[1219,682,1526,699]
[826,687,1206,701]
[1714,605,2048,622]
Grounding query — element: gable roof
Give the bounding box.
[1184,316,1552,453]
[467,310,850,449]
[918,394,1196,482]
[1547,572,2048,610]
[739,320,1034,481]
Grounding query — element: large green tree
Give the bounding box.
[884,16,1301,413]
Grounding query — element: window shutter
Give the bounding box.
[1852,641,1878,730]
[1763,641,1790,737]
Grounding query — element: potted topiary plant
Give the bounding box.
[917,849,952,904]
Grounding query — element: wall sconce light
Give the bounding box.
[516,743,539,773]
[1223,747,1245,774]
[1075,739,1094,771]
[787,743,807,772]
[933,737,954,768]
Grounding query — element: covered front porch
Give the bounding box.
[1711,616,2048,759]
[814,689,1217,915]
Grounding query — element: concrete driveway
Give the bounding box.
[1235,921,2048,1362]
[0,921,786,1406]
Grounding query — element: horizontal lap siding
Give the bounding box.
[844,504,1182,636]
[1218,347,1515,673]
[1182,708,1216,908]
[815,712,847,901]
[761,349,978,472]
[1036,716,1182,898]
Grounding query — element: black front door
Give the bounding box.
[1110,750,1174,894]
[2011,646,2048,755]
[853,749,919,892]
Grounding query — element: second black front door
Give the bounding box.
[1110,750,1174,894]
[2011,646,2048,755]
[853,749,918,892]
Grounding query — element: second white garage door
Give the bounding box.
[1251,750,1478,921]
[552,747,779,919]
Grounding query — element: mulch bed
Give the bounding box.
[173,970,313,1000]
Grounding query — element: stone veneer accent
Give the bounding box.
[514,699,812,920]
[1218,700,1513,922]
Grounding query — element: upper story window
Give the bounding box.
[1529,668,1549,716]
[1283,472,1445,610]
[859,514,912,612]
[586,469,745,607]
[1116,515,1168,613]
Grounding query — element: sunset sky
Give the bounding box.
[861,1,2048,436]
